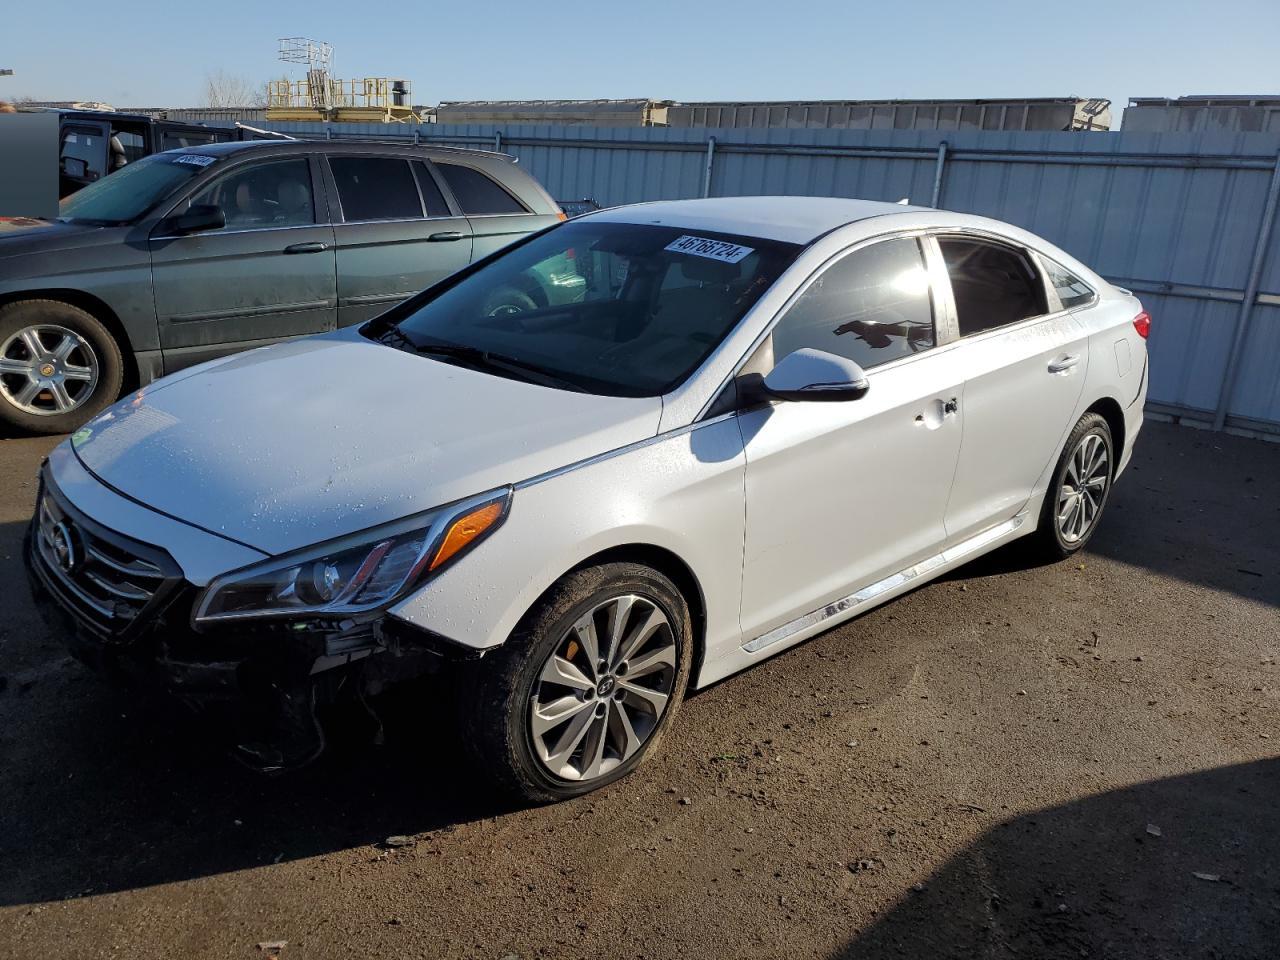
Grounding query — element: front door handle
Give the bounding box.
[1048,354,1081,374]
[284,242,328,254]
[428,231,466,242]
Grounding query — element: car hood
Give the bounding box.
[0,217,122,258]
[71,330,663,555]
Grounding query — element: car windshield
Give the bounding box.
[368,221,801,397]
[57,152,216,225]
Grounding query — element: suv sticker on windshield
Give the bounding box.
[663,235,755,264]
[171,155,216,167]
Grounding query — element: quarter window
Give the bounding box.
[187,158,315,229]
[771,238,936,370]
[330,157,423,221]
[938,238,1048,336]
[436,163,527,215]
[1043,258,1095,309]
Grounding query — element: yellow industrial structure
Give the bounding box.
[265,37,419,123]
[265,77,419,123]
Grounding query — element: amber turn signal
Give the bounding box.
[429,501,506,571]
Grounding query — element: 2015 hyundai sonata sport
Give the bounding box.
[25,196,1148,801]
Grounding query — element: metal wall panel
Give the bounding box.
[243,121,1280,433]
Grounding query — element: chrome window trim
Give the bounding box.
[151,221,326,242]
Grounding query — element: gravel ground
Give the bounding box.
[1,421,1277,960]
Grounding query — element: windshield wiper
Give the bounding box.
[409,338,589,393]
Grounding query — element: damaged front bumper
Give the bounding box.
[24,474,466,773]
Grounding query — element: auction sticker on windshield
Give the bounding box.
[171,155,216,167]
[664,235,755,264]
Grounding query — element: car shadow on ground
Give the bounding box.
[943,425,1279,608]
[0,653,517,907]
[832,758,1280,960]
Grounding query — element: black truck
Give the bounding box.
[52,109,255,197]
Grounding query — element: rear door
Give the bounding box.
[934,235,1089,541]
[150,154,337,371]
[433,159,550,260]
[326,154,473,326]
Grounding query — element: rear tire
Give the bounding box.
[0,300,124,434]
[1027,412,1115,562]
[457,562,692,803]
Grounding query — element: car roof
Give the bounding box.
[171,139,512,163]
[586,196,928,244]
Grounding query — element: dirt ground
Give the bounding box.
[1,420,1277,960]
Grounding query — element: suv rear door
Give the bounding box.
[324,154,474,326]
[149,153,338,372]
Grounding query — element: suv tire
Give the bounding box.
[0,300,124,434]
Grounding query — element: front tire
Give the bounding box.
[0,300,124,434]
[1028,412,1115,561]
[458,562,693,803]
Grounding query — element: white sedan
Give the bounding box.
[26,196,1148,799]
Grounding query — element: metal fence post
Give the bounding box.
[494,130,503,153]
[325,126,333,140]
[930,141,949,208]
[1212,149,1280,431]
[702,136,717,198]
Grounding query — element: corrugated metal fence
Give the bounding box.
[256,121,1280,435]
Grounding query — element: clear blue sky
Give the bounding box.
[5,0,1279,115]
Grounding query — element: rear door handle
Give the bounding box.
[1048,354,1080,374]
[283,242,328,254]
[428,231,466,242]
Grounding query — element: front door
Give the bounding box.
[326,155,474,327]
[738,236,966,643]
[150,156,337,372]
[933,236,1089,541]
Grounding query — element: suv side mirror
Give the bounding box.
[163,203,225,235]
[761,348,870,402]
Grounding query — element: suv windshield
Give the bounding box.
[58,153,216,225]
[368,221,801,397]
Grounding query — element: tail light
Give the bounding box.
[1132,311,1151,339]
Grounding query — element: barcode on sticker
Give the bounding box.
[172,155,216,167]
[664,235,754,264]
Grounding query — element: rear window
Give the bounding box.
[437,162,527,215]
[939,238,1048,336]
[330,157,423,221]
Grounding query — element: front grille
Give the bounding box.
[32,477,182,640]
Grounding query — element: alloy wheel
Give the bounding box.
[1057,432,1109,544]
[529,594,678,782]
[0,324,99,416]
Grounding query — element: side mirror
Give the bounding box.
[761,348,870,403]
[163,203,225,235]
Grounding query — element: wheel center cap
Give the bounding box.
[596,675,616,698]
[39,363,55,378]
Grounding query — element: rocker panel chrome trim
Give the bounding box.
[741,515,1026,654]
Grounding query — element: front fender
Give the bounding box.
[388,416,747,688]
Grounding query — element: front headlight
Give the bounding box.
[193,488,511,624]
